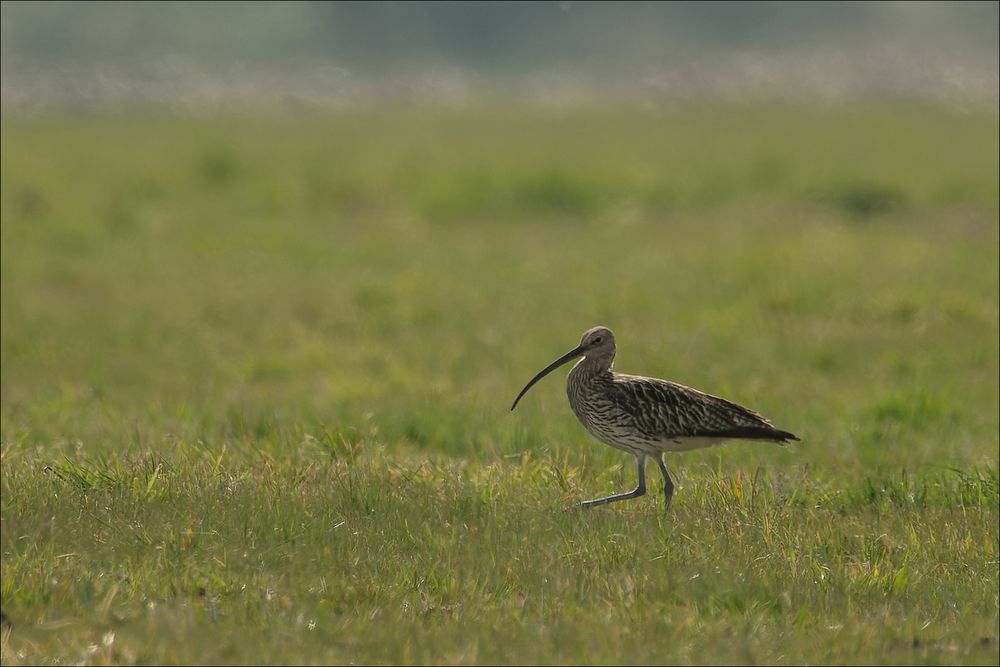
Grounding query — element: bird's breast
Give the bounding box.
[566,369,644,447]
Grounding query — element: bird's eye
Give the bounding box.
[593,336,603,344]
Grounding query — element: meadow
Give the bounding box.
[1,104,998,665]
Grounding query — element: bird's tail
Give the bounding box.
[705,426,800,444]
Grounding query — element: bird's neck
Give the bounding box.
[567,355,615,414]
[571,353,615,381]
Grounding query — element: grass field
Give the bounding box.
[1,105,998,665]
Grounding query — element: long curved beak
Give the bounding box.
[510,345,584,411]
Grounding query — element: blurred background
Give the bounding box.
[2,1,998,110]
[1,1,998,472]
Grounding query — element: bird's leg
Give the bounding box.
[582,454,646,508]
[656,454,675,512]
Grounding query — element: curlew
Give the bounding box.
[511,326,798,512]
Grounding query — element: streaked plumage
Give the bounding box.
[511,326,798,512]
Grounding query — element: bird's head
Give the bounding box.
[579,326,616,358]
[510,326,617,411]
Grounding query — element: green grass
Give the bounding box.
[1,104,998,665]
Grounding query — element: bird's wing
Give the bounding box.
[610,375,798,442]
